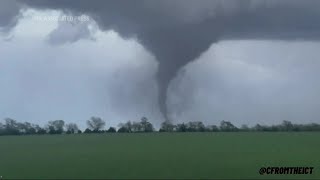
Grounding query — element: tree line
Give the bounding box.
[0,117,320,136]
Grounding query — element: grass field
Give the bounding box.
[0,132,319,179]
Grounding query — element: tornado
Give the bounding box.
[138,21,222,121]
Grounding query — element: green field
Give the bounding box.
[0,132,319,179]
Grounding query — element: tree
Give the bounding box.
[83,128,92,134]
[118,121,133,133]
[47,120,65,134]
[30,124,44,134]
[270,125,280,132]
[300,123,320,131]
[18,122,37,135]
[65,123,79,134]
[132,121,142,132]
[107,127,116,133]
[220,121,238,132]
[253,124,262,131]
[0,122,5,135]
[140,117,154,132]
[29,124,44,134]
[186,121,205,132]
[87,117,105,132]
[207,125,219,132]
[37,128,47,134]
[117,127,130,133]
[176,123,187,132]
[160,120,175,132]
[281,120,293,131]
[4,118,20,135]
[186,122,197,132]
[197,122,206,132]
[253,124,271,132]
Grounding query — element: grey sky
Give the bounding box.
[1,0,320,128]
[0,10,159,128]
[168,40,320,126]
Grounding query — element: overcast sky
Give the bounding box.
[1,1,320,128]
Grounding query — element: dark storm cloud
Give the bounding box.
[5,0,320,121]
[0,0,22,33]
